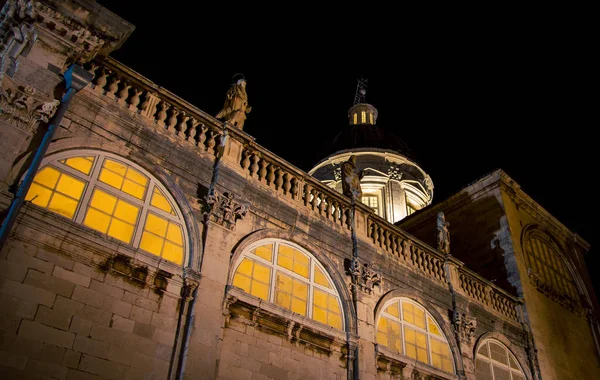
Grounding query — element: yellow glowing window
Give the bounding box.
[232,258,271,301]
[231,240,344,330]
[139,213,184,265]
[99,159,149,199]
[476,340,526,380]
[361,111,366,123]
[377,298,454,373]
[26,153,187,266]
[25,166,85,219]
[353,113,357,125]
[83,189,139,243]
[369,113,373,124]
[60,156,95,175]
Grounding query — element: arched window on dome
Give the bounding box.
[376,298,454,373]
[24,151,188,265]
[475,340,526,380]
[231,239,344,330]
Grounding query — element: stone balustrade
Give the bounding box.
[87,58,521,323]
[458,269,520,322]
[86,58,225,157]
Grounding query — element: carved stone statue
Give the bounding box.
[341,155,364,200]
[215,78,251,129]
[437,211,450,254]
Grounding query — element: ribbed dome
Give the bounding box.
[329,124,415,159]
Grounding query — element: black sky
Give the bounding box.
[96,2,596,295]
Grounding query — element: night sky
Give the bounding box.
[97,2,596,297]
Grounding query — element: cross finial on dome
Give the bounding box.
[353,77,368,105]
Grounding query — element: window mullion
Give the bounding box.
[307,259,314,319]
[132,181,154,248]
[74,158,104,224]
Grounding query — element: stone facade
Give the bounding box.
[0,1,598,380]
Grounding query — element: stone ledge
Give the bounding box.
[375,344,459,380]
[224,286,357,356]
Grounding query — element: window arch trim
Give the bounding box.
[28,149,191,266]
[474,338,528,380]
[375,296,455,374]
[230,238,346,330]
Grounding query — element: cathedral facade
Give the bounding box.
[0,1,598,379]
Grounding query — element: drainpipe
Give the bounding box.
[0,64,93,249]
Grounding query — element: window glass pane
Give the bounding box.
[253,244,273,262]
[251,281,269,301]
[139,231,164,255]
[233,273,251,293]
[150,187,174,214]
[62,156,94,175]
[509,354,520,369]
[512,373,525,380]
[90,189,117,214]
[34,167,60,188]
[476,359,493,380]
[314,265,332,289]
[104,159,127,175]
[145,213,168,237]
[114,200,139,224]
[428,316,441,336]
[166,223,183,245]
[490,342,508,365]
[84,208,111,233]
[55,175,85,199]
[492,364,510,380]
[107,218,134,243]
[162,241,183,264]
[99,168,124,190]
[478,344,490,357]
[26,183,52,207]
[278,244,309,278]
[48,193,78,218]
[384,303,399,318]
[328,314,342,329]
[122,179,145,199]
[125,167,148,187]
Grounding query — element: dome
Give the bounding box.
[329,123,415,160]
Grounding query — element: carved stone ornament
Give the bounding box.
[452,311,476,342]
[201,190,248,230]
[0,74,59,131]
[388,164,402,181]
[348,257,381,294]
[0,0,106,64]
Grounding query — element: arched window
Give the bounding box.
[24,151,187,265]
[231,239,344,330]
[524,231,578,301]
[475,340,526,380]
[376,298,453,373]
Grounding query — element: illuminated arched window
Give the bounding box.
[353,113,357,124]
[475,340,526,380]
[376,298,454,373]
[25,151,187,265]
[524,231,578,301]
[369,113,373,124]
[232,239,344,329]
[361,111,366,123]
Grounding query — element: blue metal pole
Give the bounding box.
[0,64,93,249]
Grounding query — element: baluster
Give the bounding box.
[129,88,142,111]
[241,150,251,171]
[166,108,179,133]
[176,113,189,139]
[303,184,312,206]
[187,118,199,144]
[156,102,169,127]
[283,173,291,195]
[324,197,332,219]
[390,236,397,257]
[118,81,131,104]
[87,63,99,82]
[94,67,108,92]
[331,201,338,223]
[291,178,299,199]
[267,164,276,186]
[345,208,352,229]
[339,205,345,226]
[377,227,384,249]
[258,159,268,182]
[106,74,120,98]
[197,124,207,148]
[275,168,283,190]
[310,189,317,211]
[317,192,324,215]
[206,130,216,153]
[250,154,260,177]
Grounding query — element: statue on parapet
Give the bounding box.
[216,76,251,129]
[341,155,364,201]
[437,211,450,254]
